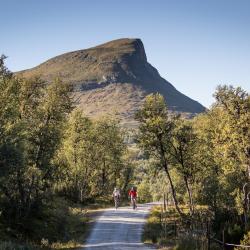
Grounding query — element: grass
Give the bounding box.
[0,194,133,250]
[143,206,162,244]
[0,195,128,250]
[49,204,90,249]
[142,206,178,249]
[0,197,91,250]
[143,205,212,250]
[0,242,39,250]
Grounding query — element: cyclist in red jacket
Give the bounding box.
[128,187,137,209]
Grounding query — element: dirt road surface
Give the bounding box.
[82,203,156,250]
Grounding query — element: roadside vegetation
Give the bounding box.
[0,56,134,249]
[143,205,216,250]
[0,54,249,249]
[138,90,250,249]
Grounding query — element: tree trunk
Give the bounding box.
[101,159,106,194]
[158,135,183,217]
[162,157,183,216]
[243,182,249,229]
[184,176,194,215]
[80,188,83,202]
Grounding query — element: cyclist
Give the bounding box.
[112,187,121,209]
[128,187,137,210]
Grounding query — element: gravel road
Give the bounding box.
[82,203,156,250]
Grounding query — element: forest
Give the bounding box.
[0,54,250,249]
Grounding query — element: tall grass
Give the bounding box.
[143,205,216,250]
[0,241,38,250]
[0,197,89,249]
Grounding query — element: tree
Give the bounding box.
[55,113,128,202]
[191,85,250,233]
[0,56,74,228]
[55,109,93,201]
[91,117,126,196]
[169,117,200,215]
[212,85,250,228]
[135,93,183,216]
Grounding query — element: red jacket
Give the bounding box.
[128,190,137,198]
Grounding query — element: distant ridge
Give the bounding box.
[18,38,206,126]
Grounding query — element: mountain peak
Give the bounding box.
[17,38,205,126]
[18,37,150,85]
[93,38,147,62]
[95,38,142,48]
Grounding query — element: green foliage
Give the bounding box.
[235,231,250,249]
[173,235,204,250]
[0,74,73,226]
[136,94,201,215]
[0,242,38,250]
[226,223,244,243]
[0,198,88,249]
[142,207,162,244]
[135,93,172,160]
[135,93,183,215]
[137,86,250,245]
[137,180,152,203]
[143,206,210,249]
[193,85,250,231]
[0,57,83,244]
[1,53,249,248]
[54,110,94,202]
[55,110,130,202]
[0,57,133,245]
[27,197,88,247]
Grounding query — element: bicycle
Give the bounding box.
[114,196,120,209]
[131,197,137,210]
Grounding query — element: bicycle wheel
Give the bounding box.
[132,198,136,210]
[114,197,119,209]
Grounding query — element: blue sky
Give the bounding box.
[1,0,250,107]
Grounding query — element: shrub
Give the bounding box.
[226,223,244,244]
[173,235,201,250]
[137,181,152,203]
[0,242,37,250]
[143,207,161,243]
[235,231,250,250]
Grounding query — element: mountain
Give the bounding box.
[18,38,205,127]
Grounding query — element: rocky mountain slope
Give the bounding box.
[18,38,205,127]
